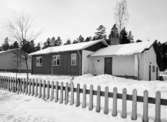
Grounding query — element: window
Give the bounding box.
[52,55,61,66]
[71,53,77,66]
[36,56,42,67]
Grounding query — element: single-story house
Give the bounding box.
[29,40,108,75]
[0,48,31,72]
[91,41,159,80]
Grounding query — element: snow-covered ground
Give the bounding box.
[0,90,166,122]
[0,72,167,122]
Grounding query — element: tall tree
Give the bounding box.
[108,24,119,45]
[94,25,106,40]
[64,39,71,45]
[77,35,84,43]
[85,36,92,42]
[115,0,128,32]
[2,37,10,50]
[120,28,130,44]
[55,36,62,46]
[50,37,56,46]
[35,43,41,51]
[7,14,40,80]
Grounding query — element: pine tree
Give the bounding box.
[55,36,62,46]
[73,40,79,44]
[108,24,119,45]
[64,39,71,45]
[2,37,10,51]
[94,25,106,40]
[77,35,84,43]
[120,28,130,44]
[85,36,92,42]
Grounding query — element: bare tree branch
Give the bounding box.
[114,0,129,32]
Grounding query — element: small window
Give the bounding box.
[71,53,77,66]
[52,55,61,66]
[36,56,42,67]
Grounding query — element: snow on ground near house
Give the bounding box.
[0,90,140,122]
[0,72,167,98]
[0,90,167,122]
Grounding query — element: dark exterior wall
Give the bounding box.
[32,50,82,75]
[32,54,51,74]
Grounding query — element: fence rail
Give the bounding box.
[0,76,166,122]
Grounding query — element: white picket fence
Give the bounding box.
[0,76,166,122]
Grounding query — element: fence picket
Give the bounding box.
[96,85,101,112]
[43,80,46,99]
[143,90,149,122]
[131,89,137,120]
[121,88,127,118]
[112,87,118,116]
[76,84,80,107]
[59,82,64,104]
[47,81,50,99]
[155,91,161,122]
[65,82,69,104]
[55,81,59,102]
[50,81,54,101]
[82,84,87,108]
[32,79,35,96]
[104,86,109,114]
[35,79,38,97]
[39,80,42,98]
[89,85,93,111]
[70,82,74,105]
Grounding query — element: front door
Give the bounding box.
[104,57,112,75]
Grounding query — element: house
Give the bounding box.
[91,41,159,80]
[0,48,31,72]
[29,40,108,75]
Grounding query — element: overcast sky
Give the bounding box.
[0,0,167,45]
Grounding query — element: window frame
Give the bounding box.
[36,56,42,67]
[71,53,77,66]
[52,55,61,66]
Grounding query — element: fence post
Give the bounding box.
[82,84,87,108]
[28,79,31,95]
[43,80,46,99]
[39,80,42,98]
[65,82,69,105]
[112,87,118,116]
[89,84,93,111]
[32,79,35,96]
[35,79,38,97]
[104,86,109,114]
[131,89,137,120]
[25,79,28,95]
[96,85,101,112]
[70,82,74,105]
[76,84,80,107]
[50,81,54,101]
[121,88,127,118]
[155,91,161,122]
[47,81,50,99]
[59,82,64,104]
[143,90,149,122]
[17,79,20,94]
[55,81,59,102]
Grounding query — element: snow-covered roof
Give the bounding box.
[0,48,19,55]
[29,39,107,56]
[91,41,155,57]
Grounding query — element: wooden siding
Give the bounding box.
[31,50,82,75]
